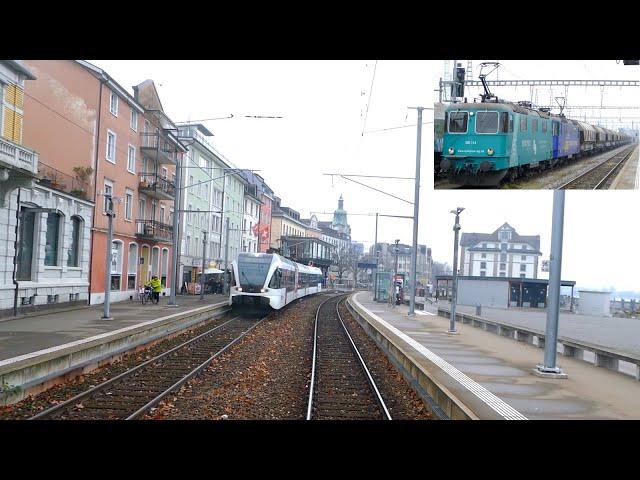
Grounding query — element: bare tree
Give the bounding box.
[332,244,359,282]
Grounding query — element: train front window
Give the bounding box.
[448,112,468,133]
[476,112,499,134]
[237,255,272,287]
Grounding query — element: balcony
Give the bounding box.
[140,132,179,165]
[0,136,38,174]
[136,219,173,243]
[0,137,39,207]
[36,161,94,201]
[138,172,175,200]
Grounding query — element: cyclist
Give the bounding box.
[146,276,162,304]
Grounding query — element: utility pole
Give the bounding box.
[373,212,379,301]
[449,207,464,334]
[223,217,230,294]
[393,239,400,307]
[168,153,183,307]
[200,230,207,300]
[408,106,424,316]
[103,195,115,319]
[535,190,568,379]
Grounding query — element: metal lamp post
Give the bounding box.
[103,194,115,319]
[449,207,464,334]
[535,190,568,378]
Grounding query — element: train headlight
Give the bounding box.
[260,288,267,293]
[487,148,494,156]
[448,147,455,155]
[237,287,243,292]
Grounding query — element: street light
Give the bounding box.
[449,207,464,334]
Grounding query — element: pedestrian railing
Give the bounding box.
[437,307,640,381]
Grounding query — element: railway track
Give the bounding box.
[307,295,391,420]
[30,315,266,420]
[558,145,636,189]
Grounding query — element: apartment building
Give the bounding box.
[460,223,541,279]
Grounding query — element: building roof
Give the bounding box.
[75,60,145,114]
[460,222,540,251]
[4,60,36,80]
[435,275,576,287]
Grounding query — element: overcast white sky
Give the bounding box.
[91,60,640,292]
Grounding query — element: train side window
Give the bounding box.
[499,112,510,133]
[532,119,538,133]
[509,115,513,132]
[542,121,547,133]
[520,116,527,132]
[552,122,559,136]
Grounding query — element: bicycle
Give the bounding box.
[139,286,158,304]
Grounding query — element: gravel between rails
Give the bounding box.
[148,294,432,420]
[145,295,325,420]
[0,312,232,420]
[337,301,432,420]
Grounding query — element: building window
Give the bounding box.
[161,167,168,179]
[520,273,526,278]
[67,216,82,267]
[500,253,507,262]
[45,212,62,266]
[106,130,116,163]
[109,90,118,116]
[520,264,527,272]
[480,271,486,277]
[482,243,487,248]
[160,205,165,224]
[500,263,506,271]
[499,272,506,277]
[104,180,113,213]
[128,243,138,290]
[130,109,137,131]
[125,189,133,220]
[481,253,486,259]
[17,209,36,280]
[521,255,527,261]
[111,241,123,290]
[480,261,487,269]
[127,145,136,173]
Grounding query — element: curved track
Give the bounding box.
[556,145,635,189]
[307,295,391,420]
[30,314,266,420]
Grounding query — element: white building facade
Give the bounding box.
[460,223,541,279]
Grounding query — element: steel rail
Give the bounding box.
[30,315,245,420]
[126,315,267,419]
[306,294,391,420]
[335,298,391,420]
[306,295,335,420]
[558,145,635,189]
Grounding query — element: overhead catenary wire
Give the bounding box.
[361,60,379,137]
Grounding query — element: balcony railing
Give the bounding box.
[136,219,173,242]
[138,172,175,199]
[0,136,38,175]
[36,161,93,200]
[140,132,178,165]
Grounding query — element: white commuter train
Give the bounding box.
[231,252,323,310]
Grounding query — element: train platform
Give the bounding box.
[0,294,230,403]
[350,291,640,420]
[611,143,639,189]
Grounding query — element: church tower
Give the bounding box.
[331,194,351,238]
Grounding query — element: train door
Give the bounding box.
[552,121,559,159]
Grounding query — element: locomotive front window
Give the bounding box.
[448,112,468,133]
[237,255,272,287]
[475,112,499,133]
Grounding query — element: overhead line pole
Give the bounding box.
[407,106,424,316]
